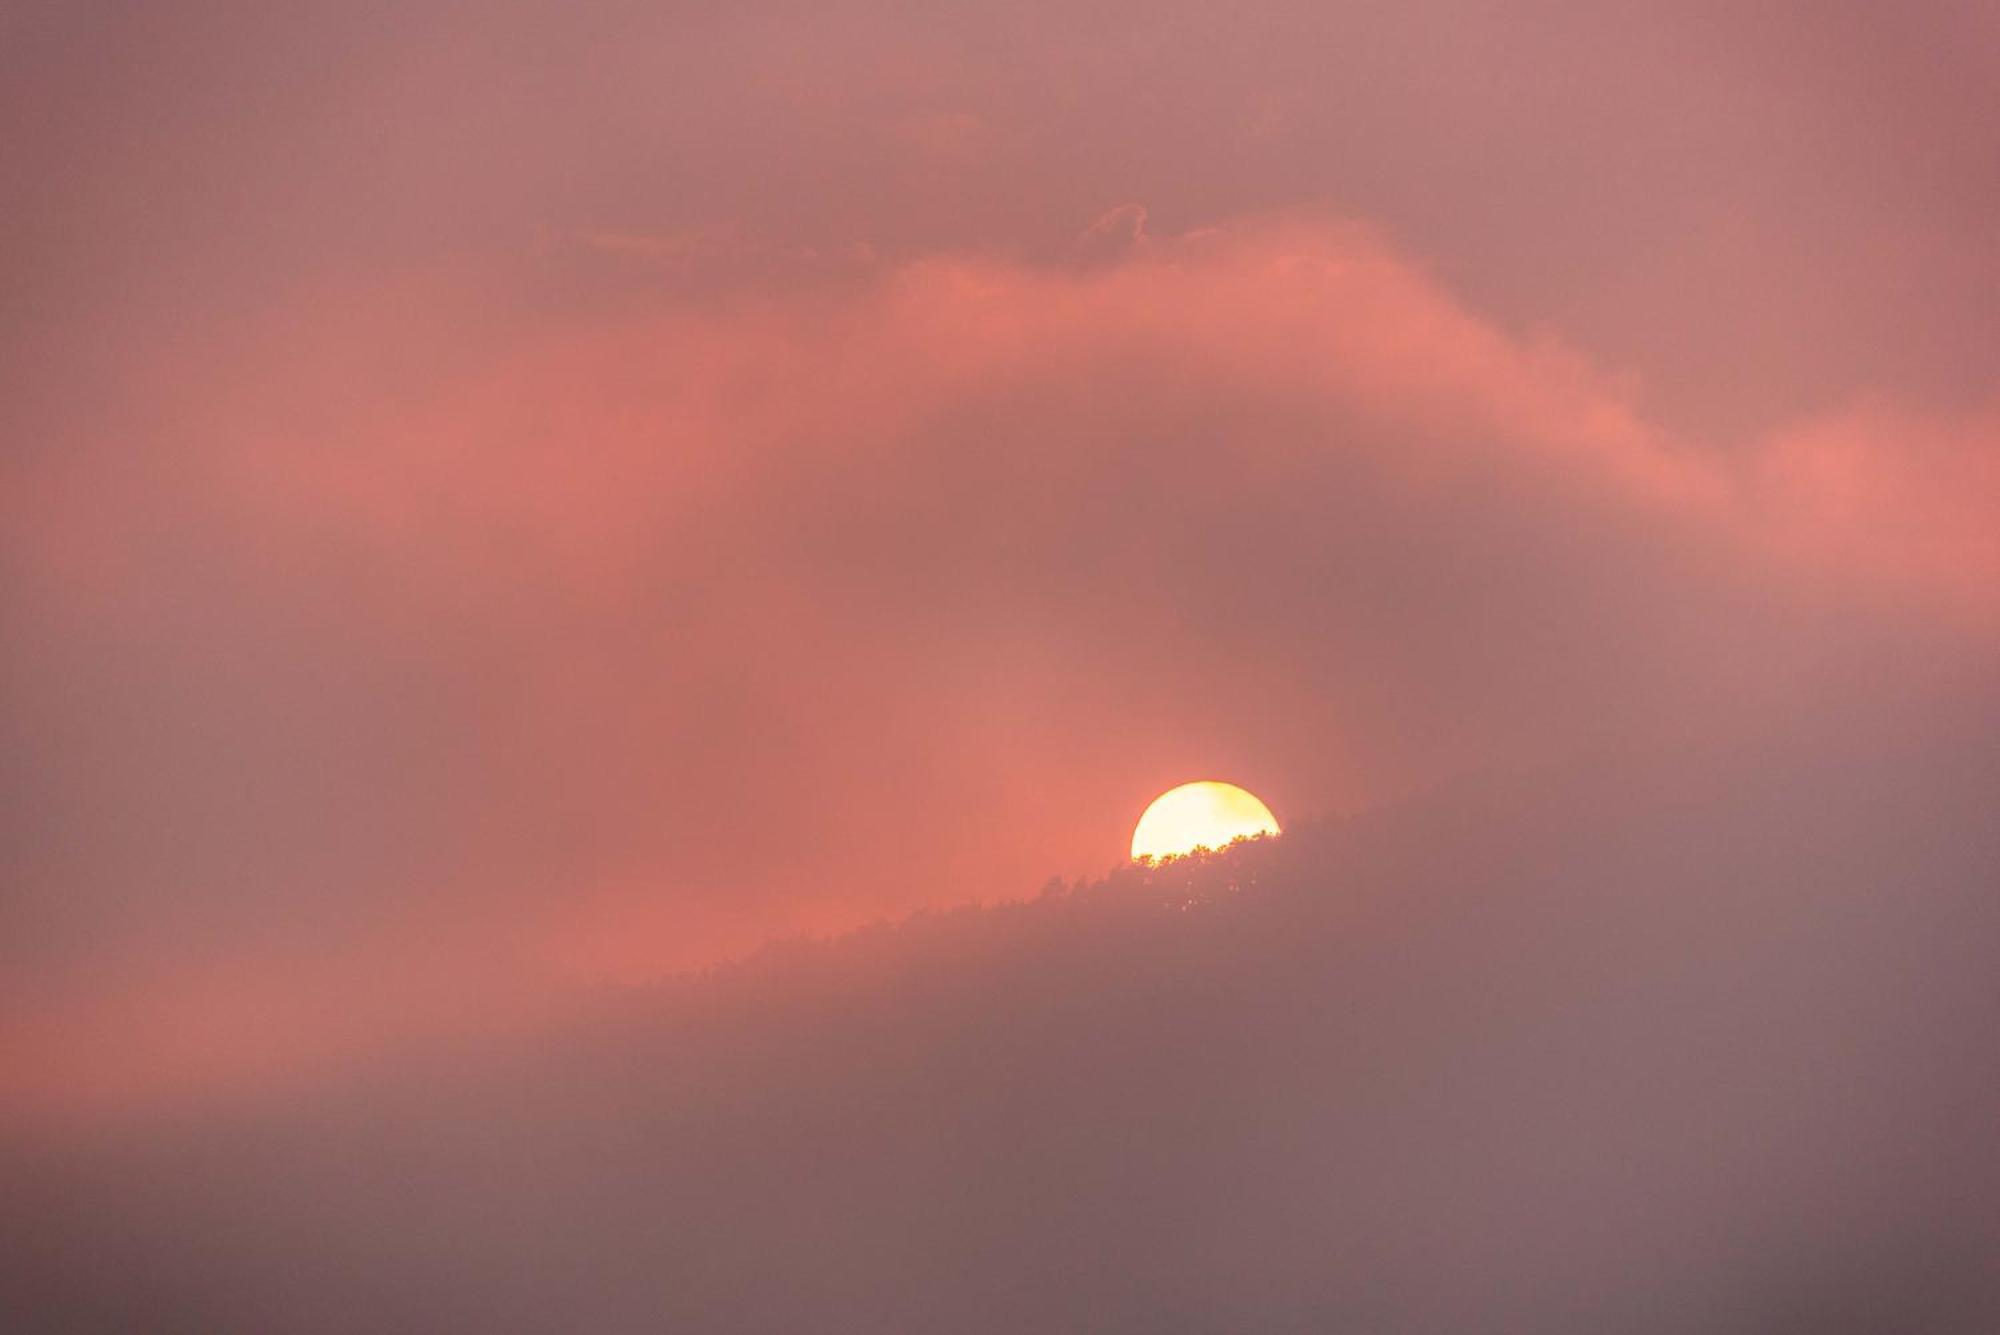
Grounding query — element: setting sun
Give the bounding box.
[1131,781,1280,861]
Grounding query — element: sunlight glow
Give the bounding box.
[1130,781,1280,861]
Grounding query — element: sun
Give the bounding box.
[1131,781,1280,861]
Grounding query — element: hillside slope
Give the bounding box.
[5,723,1998,1333]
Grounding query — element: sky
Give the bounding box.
[5,3,2000,1327]
[3,0,1997,1131]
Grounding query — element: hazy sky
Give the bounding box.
[3,0,1997,1109]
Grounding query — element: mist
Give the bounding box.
[7,696,1998,1331]
[4,1,1997,1327]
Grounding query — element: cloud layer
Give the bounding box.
[6,209,1997,1103]
[4,4,1998,1325]
[2,0,1995,1107]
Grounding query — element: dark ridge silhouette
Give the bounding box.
[4,722,1998,1334]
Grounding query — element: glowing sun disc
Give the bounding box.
[1131,781,1280,860]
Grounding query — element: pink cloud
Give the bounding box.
[1758,404,2000,617]
[4,213,1993,1106]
